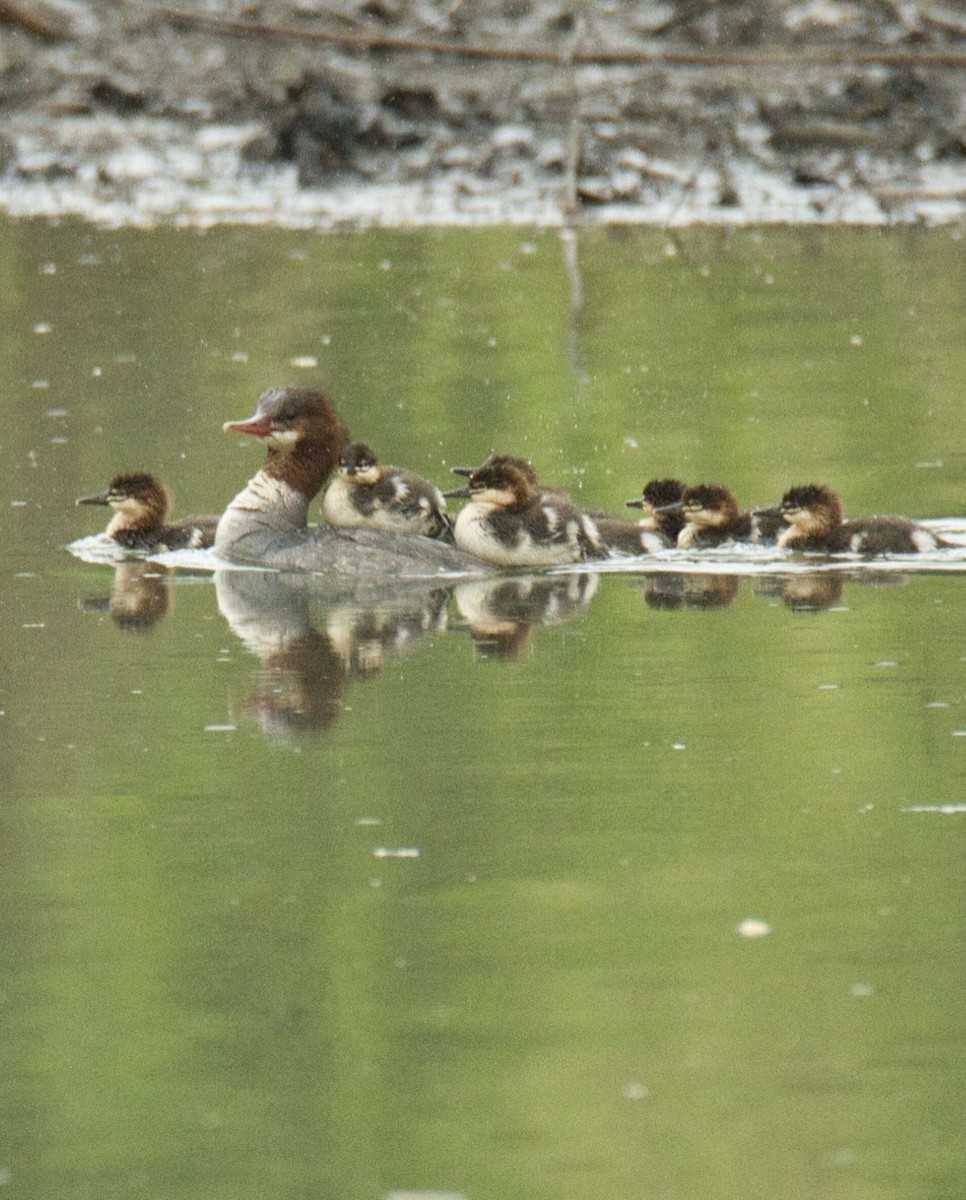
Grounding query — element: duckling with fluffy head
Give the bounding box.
[778,484,952,554]
[657,482,754,549]
[448,457,609,567]
[322,441,453,541]
[76,472,218,551]
[454,453,663,556]
[626,478,687,544]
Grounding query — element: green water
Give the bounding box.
[1,220,965,1199]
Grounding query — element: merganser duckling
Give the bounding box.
[76,472,218,551]
[321,441,453,540]
[453,454,661,556]
[217,386,481,576]
[625,478,687,544]
[657,483,754,549]
[447,459,608,567]
[778,484,952,554]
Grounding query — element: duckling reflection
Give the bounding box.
[753,572,846,611]
[630,572,739,611]
[214,569,455,736]
[453,573,599,660]
[324,589,450,678]
[78,560,173,633]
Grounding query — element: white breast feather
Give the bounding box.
[911,528,937,553]
[321,478,363,527]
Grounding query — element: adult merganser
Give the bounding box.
[75,472,218,551]
[446,458,608,567]
[217,386,480,576]
[321,441,453,540]
[656,483,755,549]
[777,484,952,554]
[453,453,662,556]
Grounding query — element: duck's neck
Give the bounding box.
[216,469,311,560]
[262,418,349,502]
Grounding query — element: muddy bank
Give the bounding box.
[1,0,964,227]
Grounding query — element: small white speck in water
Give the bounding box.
[32,380,50,389]
[33,322,51,334]
[952,730,966,738]
[203,724,237,733]
[355,817,383,826]
[10,501,27,507]
[736,917,771,939]
[624,437,639,448]
[818,683,839,690]
[850,334,864,346]
[925,701,950,709]
[289,356,318,369]
[671,741,686,750]
[622,1081,649,1101]
[40,263,56,275]
[850,982,875,997]
[22,623,44,629]
[373,847,420,859]
[876,660,898,668]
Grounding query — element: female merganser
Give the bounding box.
[656,483,755,549]
[453,453,662,556]
[76,472,218,551]
[217,386,480,576]
[321,441,453,540]
[447,458,608,567]
[777,484,952,554]
[625,478,687,543]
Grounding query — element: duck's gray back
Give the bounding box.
[217,471,481,577]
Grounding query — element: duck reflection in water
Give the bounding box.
[79,561,173,633]
[754,572,846,611]
[453,573,599,660]
[632,573,739,611]
[214,570,456,737]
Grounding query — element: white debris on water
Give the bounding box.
[3,114,966,230]
[736,917,772,938]
[904,803,966,813]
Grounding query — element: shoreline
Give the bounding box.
[2,113,965,231]
[2,2,964,231]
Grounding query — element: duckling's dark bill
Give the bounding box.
[443,485,471,499]
[76,490,111,507]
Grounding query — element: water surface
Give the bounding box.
[1,218,965,1199]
